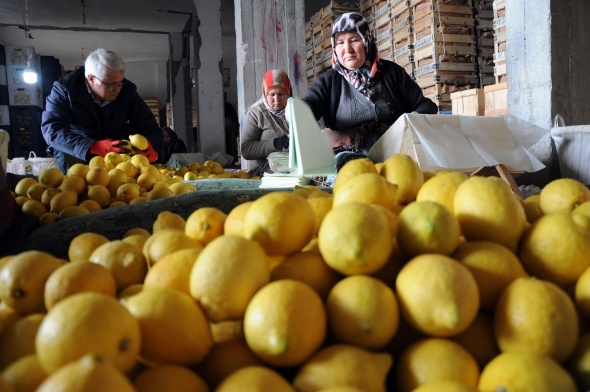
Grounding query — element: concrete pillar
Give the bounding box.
[234,0,308,171]
[168,32,193,151]
[508,0,590,187]
[193,0,226,156]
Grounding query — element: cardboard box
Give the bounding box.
[484,82,507,115]
[451,88,485,116]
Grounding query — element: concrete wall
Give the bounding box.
[508,0,590,188]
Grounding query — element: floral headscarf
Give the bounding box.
[331,12,381,101]
[261,69,292,116]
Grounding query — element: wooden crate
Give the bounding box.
[484,82,507,115]
[393,26,414,47]
[451,88,485,115]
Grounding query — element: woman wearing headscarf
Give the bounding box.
[240,69,292,176]
[303,12,438,168]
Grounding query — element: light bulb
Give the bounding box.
[23,66,38,84]
[23,68,37,84]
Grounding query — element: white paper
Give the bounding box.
[287,98,337,176]
[369,114,546,173]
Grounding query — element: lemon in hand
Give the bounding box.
[129,134,149,151]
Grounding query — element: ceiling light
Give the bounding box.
[22,0,38,85]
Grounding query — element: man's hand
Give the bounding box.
[133,140,159,163]
[89,139,128,156]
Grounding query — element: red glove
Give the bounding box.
[89,139,127,156]
[134,140,159,163]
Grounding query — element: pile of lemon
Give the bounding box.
[2,153,590,391]
[10,152,252,226]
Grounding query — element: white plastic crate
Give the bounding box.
[551,122,590,185]
[4,46,37,67]
[8,85,43,107]
[5,65,41,87]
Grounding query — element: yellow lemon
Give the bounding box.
[333,157,378,193]
[152,210,186,232]
[540,177,590,214]
[270,250,340,299]
[59,175,86,196]
[67,163,90,179]
[318,202,393,275]
[494,277,579,362]
[132,364,208,392]
[243,192,316,256]
[130,154,150,168]
[36,353,135,392]
[306,196,334,236]
[49,190,78,213]
[184,207,227,246]
[68,232,110,263]
[216,366,295,392]
[116,160,139,178]
[0,313,45,370]
[104,151,123,167]
[379,153,424,205]
[107,167,126,184]
[88,155,105,168]
[396,254,479,337]
[396,200,461,257]
[43,262,117,310]
[478,352,577,392]
[244,279,326,367]
[522,193,544,223]
[26,183,47,201]
[332,172,398,210]
[168,182,193,196]
[326,275,399,350]
[195,340,264,389]
[395,338,479,392]
[85,166,110,187]
[454,176,527,252]
[567,332,590,391]
[121,287,213,365]
[223,201,253,236]
[293,344,392,392]
[575,267,590,320]
[453,241,528,312]
[146,186,173,201]
[142,228,202,267]
[38,212,59,226]
[21,199,48,219]
[40,187,60,207]
[519,213,590,286]
[129,134,149,151]
[124,227,150,237]
[1,354,48,392]
[14,177,38,197]
[89,240,148,292]
[416,170,468,213]
[58,205,90,220]
[451,313,499,370]
[87,184,111,208]
[115,182,140,203]
[0,251,62,315]
[143,248,202,295]
[136,172,158,191]
[38,167,64,188]
[412,381,479,392]
[190,235,269,322]
[35,292,140,374]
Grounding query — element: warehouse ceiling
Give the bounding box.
[0,0,331,70]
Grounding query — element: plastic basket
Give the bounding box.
[27,151,58,176]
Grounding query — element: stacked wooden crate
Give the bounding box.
[143,97,160,126]
[411,0,479,112]
[473,0,495,87]
[391,0,415,77]
[492,0,506,83]
[305,1,361,85]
